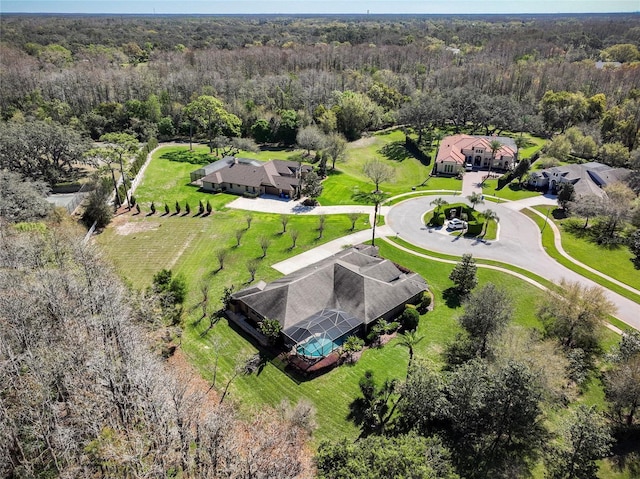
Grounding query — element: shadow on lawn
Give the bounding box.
[379,141,412,162]
[610,430,640,477]
[443,287,463,308]
[219,317,307,384]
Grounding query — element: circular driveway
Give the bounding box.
[387,195,547,271]
[386,196,640,330]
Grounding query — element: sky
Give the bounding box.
[1,0,639,15]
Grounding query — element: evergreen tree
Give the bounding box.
[448,254,478,295]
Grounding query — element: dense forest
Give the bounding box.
[1,13,640,479]
[1,14,640,147]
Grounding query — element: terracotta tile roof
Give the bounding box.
[436,134,517,165]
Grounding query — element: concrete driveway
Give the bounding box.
[386,196,640,330]
[227,195,390,216]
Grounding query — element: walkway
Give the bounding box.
[272,226,394,274]
[227,195,390,217]
[461,171,484,196]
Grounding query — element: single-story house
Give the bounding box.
[434,134,518,176]
[527,161,631,198]
[230,245,427,359]
[192,157,312,198]
[190,156,262,182]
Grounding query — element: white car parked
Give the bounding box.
[447,218,468,230]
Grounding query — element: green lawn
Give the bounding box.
[134,145,236,210]
[521,207,640,306]
[317,130,462,205]
[532,207,640,292]
[97,210,368,291]
[97,204,555,444]
[135,144,312,211]
[518,134,547,159]
[481,178,542,201]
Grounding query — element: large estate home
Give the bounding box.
[527,161,631,198]
[229,246,427,360]
[191,156,312,198]
[434,134,518,176]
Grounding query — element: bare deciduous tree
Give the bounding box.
[289,229,299,249]
[247,259,259,282]
[317,214,327,239]
[235,228,245,247]
[363,158,394,192]
[259,235,271,258]
[216,248,229,271]
[280,214,289,233]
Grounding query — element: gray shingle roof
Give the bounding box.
[538,162,631,199]
[233,247,427,331]
[198,158,312,190]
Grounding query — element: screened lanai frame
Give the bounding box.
[283,308,363,359]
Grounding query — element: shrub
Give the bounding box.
[428,213,444,226]
[367,322,387,345]
[466,221,484,235]
[82,186,112,228]
[417,292,432,314]
[259,318,282,345]
[342,336,365,362]
[385,321,400,333]
[400,306,420,331]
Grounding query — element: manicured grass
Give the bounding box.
[135,144,312,211]
[518,134,547,159]
[384,236,626,342]
[98,212,555,444]
[317,130,461,205]
[384,191,450,206]
[97,210,368,291]
[481,178,542,201]
[532,207,640,292]
[186,142,306,162]
[180,241,551,444]
[521,207,640,306]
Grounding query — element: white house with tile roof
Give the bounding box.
[434,134,518,176]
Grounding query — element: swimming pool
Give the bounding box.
[296,336,339,358]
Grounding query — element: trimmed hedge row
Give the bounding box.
[405,135,431,165]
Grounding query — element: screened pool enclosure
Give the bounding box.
[283,309,363,359]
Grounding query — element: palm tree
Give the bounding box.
[354,190,389,246]
[481,209,499,236]
[481,139,503,185]
[396,330,424,373]
[430,197,448,215]
[433,130,444,150]
[467,192,484,211]
[369,191,388,246]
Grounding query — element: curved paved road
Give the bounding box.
[386,196,640,330]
